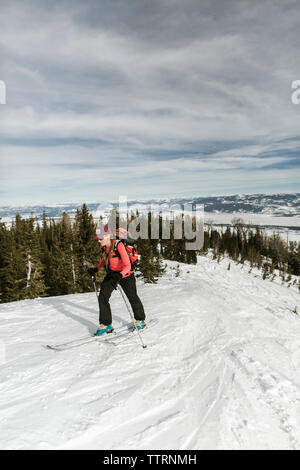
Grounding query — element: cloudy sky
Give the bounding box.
[0,0,299,205]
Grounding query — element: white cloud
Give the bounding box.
[0,0,299,204]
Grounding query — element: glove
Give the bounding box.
[88,267,98,276]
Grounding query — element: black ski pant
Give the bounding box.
[98,271,146,326]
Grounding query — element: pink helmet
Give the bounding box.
[94,224,113,240]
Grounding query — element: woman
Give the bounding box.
[88,225,146,336]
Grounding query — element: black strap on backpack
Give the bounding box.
[114,239,138,269]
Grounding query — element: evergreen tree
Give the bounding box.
[136,237,158,283]
[11,214,28,300]
[21,217,47,299]
[73,204,99,292]
[0,221,17,303]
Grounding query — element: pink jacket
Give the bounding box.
[97,241,131,278]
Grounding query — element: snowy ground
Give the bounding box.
[209,224,300,243]
[204,212,300,242]
[204,211,300,228]
[0,256,300,450]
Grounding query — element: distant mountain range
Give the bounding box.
[1,193,299,222]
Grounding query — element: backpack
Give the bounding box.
[113,229,139,269]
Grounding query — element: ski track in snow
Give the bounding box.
[0,255,299,450]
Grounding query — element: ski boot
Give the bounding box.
[95,324,114,336]
[134,320,146,331]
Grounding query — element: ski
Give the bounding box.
[46,335,112,351]
[45,318,158,351]
[46,333,94,349]
[46,321,133,351]
[109,318,159,345]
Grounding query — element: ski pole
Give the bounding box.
[91,276,99,302]
[117,285,147,349]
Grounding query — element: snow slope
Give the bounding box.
[0,256,300,450]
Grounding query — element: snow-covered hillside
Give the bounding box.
[0,256,300,450]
